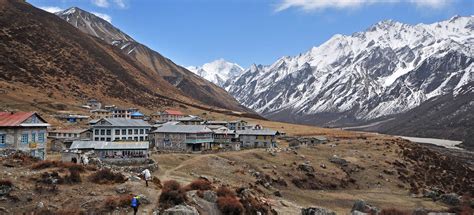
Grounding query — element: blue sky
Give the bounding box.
[30,0,473,68]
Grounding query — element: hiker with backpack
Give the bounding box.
[131,195,140,215]
[141,168,151,187]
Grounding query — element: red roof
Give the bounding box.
[0,112,38,127]
[164,110,184,115]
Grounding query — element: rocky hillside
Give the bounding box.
[226,16,473,125]
[186,59,244,87]
[53,7,246,112]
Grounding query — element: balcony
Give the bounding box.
[184,138,214,144]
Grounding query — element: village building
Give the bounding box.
[0,112,50,160]
[152,110,185,122]
[227,120,248,130]
[90,109,111,119]
[237,129,277,148]
[86,99,102,110]
[205,120,228,127]
[151,125,213,152]
[67,141,149,164]
[208,126,239,151]
[91,118,151,142]
[130,111,145,119]
[56,114,90,123]
[178,116,204,125]
[48,128,92,150]
[108,107,139,119]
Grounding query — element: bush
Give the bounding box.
[159,180,187,209]
[217,196,244,215]
[31,160,85,172]
[380,208,410,215]
[217,186,235,197]
[89,169,126,184]
[184,179,212,191]
[104,195,133,211]
[64,169,82,184]
[0,179,13,187]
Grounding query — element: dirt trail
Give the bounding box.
[159,154,216,181]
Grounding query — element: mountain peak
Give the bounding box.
[187,59,244,87]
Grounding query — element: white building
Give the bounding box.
[91,118,151,142]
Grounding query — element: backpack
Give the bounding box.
[131,197,138,207]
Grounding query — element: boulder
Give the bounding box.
[129,176,141,182]
[202,190,217,203]
[115,186,128,194]
[273,190,282,197]
[351,199,379,214]
[138,194,151,204]
[162,205,199,215]
[301,207,336,215]
[329,156,348,166]
[0,185,12,196]
[439,193,461,206]
[297,164,315,173]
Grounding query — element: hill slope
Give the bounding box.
[54,7,245,111]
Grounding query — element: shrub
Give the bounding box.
[31,160,85,172]
[62,162,85,172]
[0,179,13,187]
[380,208,410,215]
[89,169,126,184]
[104,195,133,211]
[185,179,212,191]
[64,169,82,184]
[217,196,244,215]
[159,180,187,209]
[217,186,235,197]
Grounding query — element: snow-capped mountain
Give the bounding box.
[226,16,474,126]
[187,59,244,87]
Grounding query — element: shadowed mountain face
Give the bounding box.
[0,0,248,114]
[54,7,247,112]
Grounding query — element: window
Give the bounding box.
[100,137,105,141]
[106,129,111,135]
[134,129,138,134]
[145,129,149,134]
[115,129,120,135]
[31,132,36,142]
[134,137,138,141]
[106,138,111,141]
[95,129,99,135]
[38,132,45,143]
[0,134,5,146]
[128,137,132,140]
[68,133,72,137]
[121,137,126,140]
[100,129,105,135]
[95,137,99,141]
[21,133,28,144]
[139,136,144,141]
[128,129,132,135]
[140,129,144,134]
[122,129,126,135]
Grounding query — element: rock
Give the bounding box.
[202,190,217,203]
[298,164,315,173]
[129,176,141,182]
[351,199,379,214]
[320,163,326,169]
[422,189,439,200]
[274,190,282,197]
[0,206,9,213]
[301,206,336,215]
[329,156,348,166]
[89,191,97,196]
[270,152,276,156]
[115,186,128,194]
[162,205,199,215]
[0,185,12,196]
[280,200,289,207]
[36,202,44,209]
[439,193,461,206]
[351,211,368,215]
[138,194,151,204]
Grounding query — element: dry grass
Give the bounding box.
[31,160,85,172]
[103,194,133,211]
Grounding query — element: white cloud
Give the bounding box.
[275,0,453,12]
[92,12,112,23]
[113,0,126,8]
[39,6,64,13]
[92,0,110,8]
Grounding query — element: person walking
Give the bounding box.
[141,169,151,187]
[131,195,140,215]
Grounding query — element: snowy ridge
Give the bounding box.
[186,59,244,87]
[226,16,474,125]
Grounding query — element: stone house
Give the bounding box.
[150,125,213,152]
[91,118,151,142]
[0,112,50,160]
[209,126,239,151]
[152,110,184,122]
[237,129,277,148]
[69,141,149,164]
[227,120,248,130]
[86,99,102,110]
[48,128,92,150]
[178,116,203,125]
[90,109,111,119]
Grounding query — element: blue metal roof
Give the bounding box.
[131,111,144,117]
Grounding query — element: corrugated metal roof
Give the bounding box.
[0,112,49,127]
[93,118,151,127]
[206,121,228,124]
[237,129,277,136]
[71,141,149,150]
[50,128,89,134]
[152,125,212,134]
[178,116,203,121]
